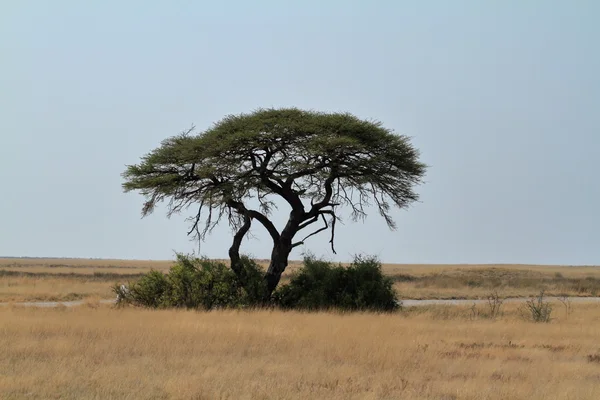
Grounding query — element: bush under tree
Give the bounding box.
[114,254,265,310]
[273,254,399,312]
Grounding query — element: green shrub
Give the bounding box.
[163,255,241,309]
[120,270,169,308]
[273,254,399,312]
[114,254,265,310]
[234,255,268,305]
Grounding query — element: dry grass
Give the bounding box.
[0,275,115,302]
[2,258,600,302]
[2,303,600,399]
[0,257,176,271]
[0,258,254,302]
[391,266,600,299]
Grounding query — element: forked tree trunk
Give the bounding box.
[228,203,308,302]
[228,214,293,303]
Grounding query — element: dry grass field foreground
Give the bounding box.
[1,257,600,302]
[2,302,600,399]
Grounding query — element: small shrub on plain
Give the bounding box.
[519,290,553,323]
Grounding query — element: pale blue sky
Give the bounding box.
[1,1,598,264]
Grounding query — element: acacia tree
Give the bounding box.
[122,108,426,299]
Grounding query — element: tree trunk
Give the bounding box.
[263,209,304,300]
[264,242,292,299]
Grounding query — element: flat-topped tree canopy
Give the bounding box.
[122,107,427,298]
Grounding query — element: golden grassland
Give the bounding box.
[1,258,600,302]
[2,302,600,399]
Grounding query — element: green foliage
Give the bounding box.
[273,254,400,312]
[115,254,265,310]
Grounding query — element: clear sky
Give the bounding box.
[1,1,598,264]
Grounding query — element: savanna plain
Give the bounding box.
[2,258,600,399]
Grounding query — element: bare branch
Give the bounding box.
[297,215,319,231]
[187,201,204,236]
[292,213,329,248]
[321,209,338,254]
[291,210,338,254]
[305,170,337,219]
[227,199,281,242]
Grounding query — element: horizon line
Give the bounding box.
[0,256,597,268]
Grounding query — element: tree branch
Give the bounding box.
[248,147,307,212]
[227,199,281,242]
[229,213,252,276]
[187,201,204,236]
[297,215,319,231]
[306,170,337,218]
[292,213,329,248]
[284,158,329,185]
[291,210,337,254]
